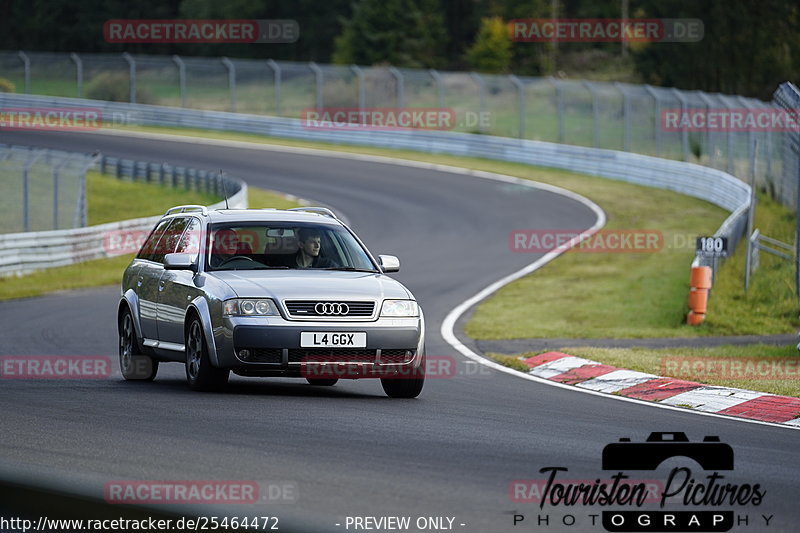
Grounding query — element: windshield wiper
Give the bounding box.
[217,265,289,271]
[322,266,379,273]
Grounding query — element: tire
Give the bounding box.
[306,378,339,386]
[119,307,158,381]
[380,354,425,398]
[185,317,229,391]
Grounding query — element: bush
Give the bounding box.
[0,78,16,93]
[465,17,512,74]
[85,72,153,103]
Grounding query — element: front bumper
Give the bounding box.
[214,315,424,378]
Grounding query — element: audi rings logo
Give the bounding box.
[314,302,350,315]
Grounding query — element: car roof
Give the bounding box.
[164,208,343,226]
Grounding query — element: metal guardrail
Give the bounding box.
[0,91,751,275]
[0,145,247,276]
[0,91,753,281]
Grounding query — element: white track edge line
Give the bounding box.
[94,128,799,431]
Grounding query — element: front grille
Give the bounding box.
[238,348,282,364]
[379,349,415,364]
[284,300,375,318]
[288,349,376,363]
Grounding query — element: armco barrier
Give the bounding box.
[0,145,247,276]
[0,92,750,278]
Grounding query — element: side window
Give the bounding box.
[136,219,172,261]
[174,218,202,254]
[152,217,190,264]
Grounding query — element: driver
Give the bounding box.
[210,228,249,267]
[294,228,335,268]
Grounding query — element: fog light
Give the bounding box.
[238,349,251,360]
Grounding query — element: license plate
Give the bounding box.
[300,332,367,348]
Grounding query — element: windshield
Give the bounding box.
[206,222,378,272]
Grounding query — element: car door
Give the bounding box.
[156,217,202,347]
[135,218,172,341]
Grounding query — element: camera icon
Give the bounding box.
[602,432,734,471]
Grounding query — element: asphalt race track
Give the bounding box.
[0,130,797,532]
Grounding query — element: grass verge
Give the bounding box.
[0,172,299,301]
[489,344,800,398]
[87,170,219,225]
[106,124,798,339]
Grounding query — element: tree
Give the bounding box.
[630,0,799,99]
[465,17,512,73]
[332,0,447,68]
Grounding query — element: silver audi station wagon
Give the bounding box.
[118,205,425,397]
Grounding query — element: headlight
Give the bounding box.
[380,299,419,317]
[223,298,280,317]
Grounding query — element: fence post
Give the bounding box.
[744,141,758,292]
[429,69,445,110]
[309,62,324,110]
[615,82,631,152]
[765,127,773,182]
[351,65,365,113]
[70,53,83,98]
[469,72,487,134]
[697,91,716,166]
[17,51,30,94]
[266,59,282,116]
[547,77,564,144]
[738,96,758,181]
[509,75,525,139]
[583,81,598,148]
[52,157,71,230]
[719,94,736,174]
[172,55,187,108]
[644,85,661,156]
[672,88,690,162]
[22,151,44,232]
[221,57,236,112]
[77,154,99,228]
[388,67,404,108]
[122,52,136,104]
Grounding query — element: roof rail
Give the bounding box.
[164,205,208,216]
[287,207,339,220]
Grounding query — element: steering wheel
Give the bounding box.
[216,255,257,267]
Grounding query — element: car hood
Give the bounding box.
[209,270,413,302]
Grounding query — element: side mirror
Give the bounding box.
[164,253,197,271]
[378,254,400,273]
